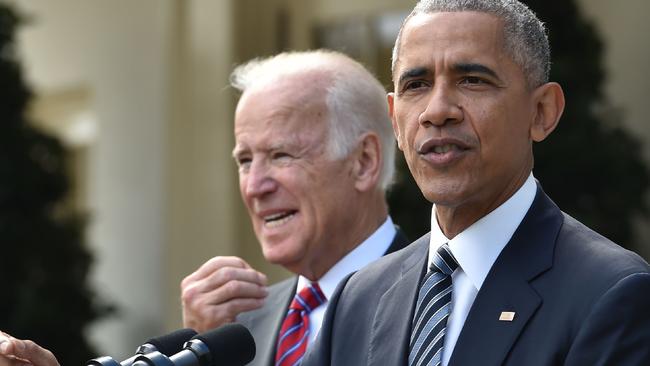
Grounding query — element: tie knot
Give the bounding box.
[430,243,458,275]
[290,282,326,313]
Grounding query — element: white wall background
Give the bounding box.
[14,0,173,357]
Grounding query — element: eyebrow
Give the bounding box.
[397,63,502,86]
[231,142,297,159]
[397,67,429,86]
[454,63,500,80]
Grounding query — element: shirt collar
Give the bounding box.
[428,174,537,290]
[298,216,396,300]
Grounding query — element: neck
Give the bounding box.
[303,193,389,280]
[435,171,530,239]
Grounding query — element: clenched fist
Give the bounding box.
[181,256,268,332]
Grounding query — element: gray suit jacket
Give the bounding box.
[237,228,410,366]
[303,186,650,365]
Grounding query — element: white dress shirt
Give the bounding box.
[296,216,397,344]
[428,174,537,366]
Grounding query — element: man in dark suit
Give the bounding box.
[180,50,409,366]
[303,1,650,365]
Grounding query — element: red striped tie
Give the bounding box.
[275,282,326,366]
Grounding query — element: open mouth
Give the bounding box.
[263,210,297,228]
[417,139,470,165]
[430,144,462,154]
[418,138,470,155]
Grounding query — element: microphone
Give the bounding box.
[87,328,198,366]
[132,323,256,366]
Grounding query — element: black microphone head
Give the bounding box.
[146,328,198,356]
[193,324,255,366]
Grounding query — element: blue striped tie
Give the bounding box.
[409,243,459,366]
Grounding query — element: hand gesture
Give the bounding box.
[181,256,268,332]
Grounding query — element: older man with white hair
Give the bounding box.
[0,50,408,366]
[180,50,409,366]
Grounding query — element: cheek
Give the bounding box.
[395,113,416,146]
[468,101,508,140]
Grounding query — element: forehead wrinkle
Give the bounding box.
[234,70,332,160]
[234,113,326,157]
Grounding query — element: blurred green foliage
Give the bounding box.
[0,4,113,364]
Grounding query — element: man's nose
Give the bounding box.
[418,83,463,127]
[243,160,278,198]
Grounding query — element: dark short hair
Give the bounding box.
[392,0,550,88]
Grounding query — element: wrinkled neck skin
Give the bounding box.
[301,192,389,281]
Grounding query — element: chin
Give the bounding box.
[420,183,468,206]
[262,247,285,264]
[262,245,299,266]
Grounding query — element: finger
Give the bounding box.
[0,340,40,366]
[183,278,268,309]
[11,340,59,366]
[196,266,268,294]
[182,266,267,300]
[206,279,269,303]
[0,355,30,366]
[205,298,266,326]
[182,275,268,317]
[184,296,266,333]
[0,336,29,366]
[0,355,20,366]
[182,256,250,285]
[0,336,14,356]
[216,297,266,320]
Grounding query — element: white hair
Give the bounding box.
[230,50,396,191]
[392,0,550,88]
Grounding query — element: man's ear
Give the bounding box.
[387,93,403,151]
[530,82,565,142]
[352,132,382,192]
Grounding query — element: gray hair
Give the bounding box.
[392,0,550,88]
[230,50,396,191]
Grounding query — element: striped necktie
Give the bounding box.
[409,243,459,366]
[275,282,326,366]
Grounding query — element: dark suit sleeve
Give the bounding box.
[302,272,355,366]
[565,272,650,365]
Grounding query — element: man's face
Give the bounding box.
[389,11,537,225]
[233,76,357,276]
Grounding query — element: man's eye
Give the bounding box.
[461,76,487,85]
[404,80,428,91]
[273,152,292,161]
[236,157,251,168]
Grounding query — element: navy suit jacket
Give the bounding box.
[237,228,410,366]
[303,186,650,365]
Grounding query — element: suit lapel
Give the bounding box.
[449,186,563,366]
[368,236,430,366]
[247,278,296,366]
